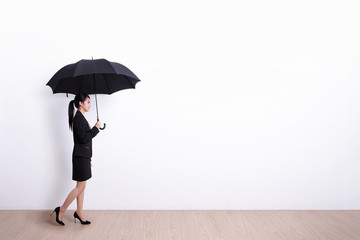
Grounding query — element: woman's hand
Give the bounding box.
[95,121,101,129]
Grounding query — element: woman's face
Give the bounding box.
[79,97,91,112]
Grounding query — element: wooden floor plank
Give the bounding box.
[0,210,359,240]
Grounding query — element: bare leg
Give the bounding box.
[59,181,86,221]
[76,188,86,220]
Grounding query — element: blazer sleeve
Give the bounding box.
[73,117,99,144]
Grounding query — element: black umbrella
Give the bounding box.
[46,58,141,130]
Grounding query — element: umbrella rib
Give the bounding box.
[104,75,111,94]
[79,76,84,94]
[47,79,59,93]
[125,75,136,88]
[108,60,118,74]
[106,61,119,94]
[109,61,138,89]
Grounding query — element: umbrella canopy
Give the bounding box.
[47,58,140,94]
[46,58,141,130]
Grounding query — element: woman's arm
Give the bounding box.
[73,118,99,144]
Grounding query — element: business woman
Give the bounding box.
[52,93,100,226]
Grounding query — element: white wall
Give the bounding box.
[1,0,360,210]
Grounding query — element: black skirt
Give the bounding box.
[72,156,92,181]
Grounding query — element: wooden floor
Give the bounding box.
[0,210,359,240]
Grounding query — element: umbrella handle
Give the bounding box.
[97,117,106,130]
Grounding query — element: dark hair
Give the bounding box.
[68,93,90,131]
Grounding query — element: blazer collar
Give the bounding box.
[76,110,90,128]
[75,110,86,120]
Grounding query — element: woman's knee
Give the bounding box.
[76,181,86,192]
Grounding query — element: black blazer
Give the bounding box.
[72,110,99,159]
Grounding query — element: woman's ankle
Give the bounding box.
[59,206,66,213]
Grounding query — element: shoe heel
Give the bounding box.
[73,211,91,225]
[52,206,65,226]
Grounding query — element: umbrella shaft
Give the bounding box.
[93,72,100,121]
[95,93,99,121]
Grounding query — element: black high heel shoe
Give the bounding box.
[51,206,65,226]
[74,211,91,225]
